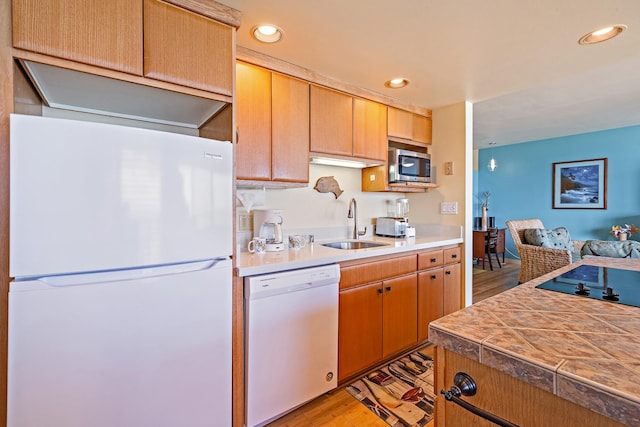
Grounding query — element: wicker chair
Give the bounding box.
[505,219,585,284]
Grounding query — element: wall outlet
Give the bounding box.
[441,202,458,215]
[238,214,253,231]
[444,161,454,175]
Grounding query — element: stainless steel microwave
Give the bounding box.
[388,148,431,183]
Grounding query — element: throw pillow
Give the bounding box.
[523,227,573,250]
[581,240,640,258]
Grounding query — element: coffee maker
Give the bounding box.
[253,209,285,252]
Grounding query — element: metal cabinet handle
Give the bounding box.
[445,270,452,275]
[385,286,392,292]
[451,254,458,259]
[431,274,437,279]
[431,258,437,263]
[441,372,519,427]
[377,288,383,294]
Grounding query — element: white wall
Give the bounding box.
[408,101,472,306]
[236,164,415,249]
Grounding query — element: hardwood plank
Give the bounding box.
[472,258,520,303]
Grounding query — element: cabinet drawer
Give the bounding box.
[418,249,444,270]
[340,254,416,290]
[444,247,461,264]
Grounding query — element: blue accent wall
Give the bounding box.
[477,125,640,258]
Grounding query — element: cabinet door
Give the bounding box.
[272,73,309,183]
[12,0,143,74]
[387,107,413,140]
[144,0,233,95]
[443,263,462,315]
[235,62,271,180]
[353,98,387,161]
[310,85,353,156]
[417,269,444,341]
[338,283,383,381]
[412,114,432,144]
[382,275,417,358]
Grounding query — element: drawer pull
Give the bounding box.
[445,270,452,275]
[451,254,458,259]
[431,274,437,280]
[430,258,437,263]
[442,372,520,427]
[377,288,383,294]
[385,286,392,292]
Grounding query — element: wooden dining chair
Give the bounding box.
[484,228,502,271]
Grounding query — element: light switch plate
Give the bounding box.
[441,202,458,215]
[444,161,454,175]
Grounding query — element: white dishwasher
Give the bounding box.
[245,264,340,427]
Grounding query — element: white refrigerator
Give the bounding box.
[8,114,233,427]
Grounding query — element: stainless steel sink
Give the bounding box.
[321,241,389,250]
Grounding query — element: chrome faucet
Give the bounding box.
[348,198,367,239]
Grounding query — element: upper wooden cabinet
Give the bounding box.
[236,62,271,181]
[310,85,353,157]
[388,107,432,145]
[310,85,387,162]
[12,0,143,74]
[353,98,387,162]
[271,73,310,182]
[144,0,233,95]
[12,0,234,97]
[236,62,309,184]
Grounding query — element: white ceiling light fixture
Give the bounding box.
[487,142,497,172]
[579,25,626,45]
[384,78,409,89]
[251,24,284,43]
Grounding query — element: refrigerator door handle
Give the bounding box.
[33,258,230,288]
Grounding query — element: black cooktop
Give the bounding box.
[536,265,640,308]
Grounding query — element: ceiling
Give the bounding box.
[218,0,640,149]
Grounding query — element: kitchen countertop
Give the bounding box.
[429,256,640,426]
[235,224,463,277]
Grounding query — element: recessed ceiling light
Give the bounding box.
[384,78,409,89]
[251,24,284,43]
[579,25,626,45]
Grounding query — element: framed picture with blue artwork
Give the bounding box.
[552,158,607,209]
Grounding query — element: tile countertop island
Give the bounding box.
[429,256,640,426]
[236,224,463,277]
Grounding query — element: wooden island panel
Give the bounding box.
[430,257,640,426]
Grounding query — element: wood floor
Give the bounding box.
[265,259,522,427]
[472,257,521,303]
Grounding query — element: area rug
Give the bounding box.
[346,346,435,427]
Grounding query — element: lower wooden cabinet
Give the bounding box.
[338,246,461,382]
[417,246,461,341]
[338,274,417,382]
[381,274,417,357]
[417,268,444,341]
[338,282,383,381]
[443,261,461,316]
